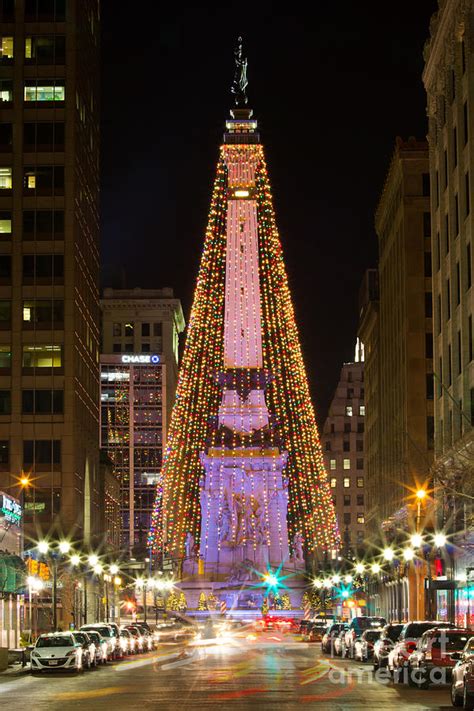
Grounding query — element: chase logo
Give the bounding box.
[121,354,160,364]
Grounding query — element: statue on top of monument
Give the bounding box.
[184,531,195,558]
[231,36,248,107]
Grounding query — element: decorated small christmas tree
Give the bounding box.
[198,592,208,611]
[281,593,291,610]
[178,592,187,612]
[165,591,180,611]
[207,592,217,610]
[261,597,268,616]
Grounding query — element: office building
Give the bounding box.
[0,0,101,544]
[100,288,184,555]
[322,344,366,556]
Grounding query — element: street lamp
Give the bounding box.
[355,563,365,575]
[410,533,423,548]
[383,548,395,562]
[371,563,381,575]
[403,547,415,561]
[26,575,43,641]
[433,532,447,548]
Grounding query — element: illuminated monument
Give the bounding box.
[149,39,339,609]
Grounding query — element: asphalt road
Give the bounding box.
[0,634,455,710]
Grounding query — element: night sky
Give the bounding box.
[101,1,438,425]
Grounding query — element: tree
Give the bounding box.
[198,592,208,611]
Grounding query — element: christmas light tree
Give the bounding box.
[149,41,339,567]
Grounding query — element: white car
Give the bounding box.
[81,624,117,660]
[72,631,97,668]
[84,630,108,665]
[30,632,84,673]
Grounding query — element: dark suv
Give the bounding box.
[373,623,404,670]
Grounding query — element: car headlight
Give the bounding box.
[32,651,41,658]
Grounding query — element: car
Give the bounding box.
[118,628,136,655]
[407,628,472,689]
[122,625,145,652]
[353,629,382,662]
[30,632,84,673]
[102,621,123,658]
[342,616,386,658]
[72,631,96,669]
[132,624,154,651]
[80,623,117,660]
[450,635,474,708]
[373,623,404,670]
[306,621,328,643]
[322,623,347,654]
[334,625,349,656]
[298,619,312,636]
[387,620,456,682]
[84,630,108,665]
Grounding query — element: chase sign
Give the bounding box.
[121,354,160,365]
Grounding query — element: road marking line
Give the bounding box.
[54,686,129,700]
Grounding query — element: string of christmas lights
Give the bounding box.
[148,142,339,557]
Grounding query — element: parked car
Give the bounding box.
[71,631,96,669]
[450,635,474,708]
[298,619,311,636]
[342,616,386,658]
[353,629,382,662]
[306,621,328,643]
[373,623,404,671]
[334,625,349,657]
[80,623,117,660]
[84,630,108,665]
[387,620,456,681]
[122,625,145,652]
[407,628,472,689]
[119,628,136,655]
[30,632,84,673]
[132,624,154,651]
[322,623,347,654]
[103,622,123,658]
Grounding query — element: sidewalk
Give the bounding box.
[0,663,30,682]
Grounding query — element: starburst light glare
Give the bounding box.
[109,564,119,575]
[313,579,323,588]
[88,554,99,567]
[323,579,332,589]
[344,574,353,584]
[403,547,415,561]
[93,563,103,574]
[70,554,81,566]
[355,563,365,575]
[371,563,381,574]
[410,533,423,548]
[59,541,71,554]
[37,541,49,554]
[433,533,447,548]
[332,574,341,584]
[416,488,427,500]
[383,548,395,561]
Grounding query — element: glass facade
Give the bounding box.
[100,358,164,554]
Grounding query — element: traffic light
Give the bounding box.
[27,558,39,575]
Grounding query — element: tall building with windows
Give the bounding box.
[0,0,101,543]
[100,288,185,556]
[423,0,474,626]
[359,138,434,529]
[423,2,474,456]
[322,344,366,556]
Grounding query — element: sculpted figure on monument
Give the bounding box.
[184,531,195,558]
[292,532,304,562]
[217,495,232,542]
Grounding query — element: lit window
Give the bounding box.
[343,477,350,488]
[0,167,12,189]
[356,477,364,488]
[22,345,62,368]
[359,405,365,416]
[343,459,350,470]
[23,305,31,321]
[0,37,13,60]
[330,477,336,488]
[357,513,365,524]
[24,80,65,102]
[345,405,353,416]
[0,211,11,234]
[0,79,12,103]
[27,175,36,189]
[124,322,134,337]
[329,458,336,470]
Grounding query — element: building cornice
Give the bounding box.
[423,0,469,94]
